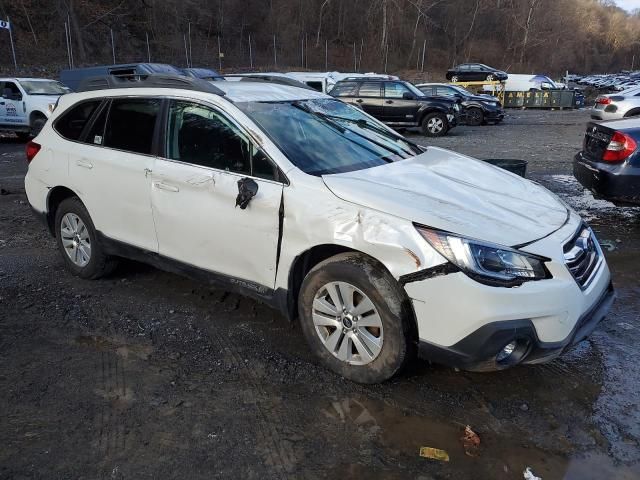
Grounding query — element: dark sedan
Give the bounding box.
[574,119,640,206]
[416,83,504,126]
[445,63,508,83]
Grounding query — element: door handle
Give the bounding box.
[355,99,363,103]
[385,100,393,104]
[76,159,93,169]
[154,181,179,192]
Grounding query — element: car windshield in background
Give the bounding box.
[19,80,68,95]
[404,82,426,97]
[451,85,473,96]
[238,98,421,176]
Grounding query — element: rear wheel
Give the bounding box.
[466,107,484,126]
[421,112,448,137]
[54,197,118,279]
[451,75,459,83]
[298,253,416,383]
[486,74,495,82]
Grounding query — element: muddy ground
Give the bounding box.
[1,109,639,480]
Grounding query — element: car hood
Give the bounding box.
[322,147,568,246]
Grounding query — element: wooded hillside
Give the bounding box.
[1,0,639,77]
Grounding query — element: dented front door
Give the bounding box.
[150,160,283,290]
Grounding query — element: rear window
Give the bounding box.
[55,100,102,141]
[330,82,358,97]
[103,98,160,155]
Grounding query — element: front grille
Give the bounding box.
[563,225,602,289]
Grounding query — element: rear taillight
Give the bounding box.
[25,141,41,164]
[596,96,612,105]
[603,131,637,162]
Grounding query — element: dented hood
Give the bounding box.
[322,147,568,246]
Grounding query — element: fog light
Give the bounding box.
[496,341,517,363]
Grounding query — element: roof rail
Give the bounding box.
[76,74,226,96]
[339,76,396,81]
[227,75,315,90]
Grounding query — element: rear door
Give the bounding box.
[383,82,419,123]
[150,99,284,289]
[66,97,160,252]
[354,82,384,118]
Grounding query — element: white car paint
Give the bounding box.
[0,78,65,135]
[25,81,612,370]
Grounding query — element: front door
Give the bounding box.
[382,82,419,123]
[0,81,28,127]
[150,100,284,290]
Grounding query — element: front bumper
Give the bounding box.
[484,108,504,122]
[573,152,640,205]
[417,282,614,371]
[404,215,614,371]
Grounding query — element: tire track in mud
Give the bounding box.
[204,293,297,480]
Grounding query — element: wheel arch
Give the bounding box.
[623,108,640,118]
[285,244,417,338]
[29,110,47,126]
[46,186,83,236]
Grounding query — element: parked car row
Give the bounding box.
[577,71,640,92]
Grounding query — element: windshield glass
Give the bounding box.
[18,80,68,95]
[450,85,473,96]
[237,98,421,176]
[404,82,426,97]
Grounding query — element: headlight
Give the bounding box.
[481,100,496,107]
[416,226,550,287]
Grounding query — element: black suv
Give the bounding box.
[329,78,459,137]
[417,83,504,126]
[445,63,508,83]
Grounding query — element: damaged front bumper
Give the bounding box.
[416,281,615,371]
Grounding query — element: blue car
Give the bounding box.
[574,119,640,206]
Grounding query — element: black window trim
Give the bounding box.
[52,98,105,144]
[157,97,289,186]
[78,98,110,144]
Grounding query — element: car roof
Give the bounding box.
[215,82,329,102]
[0,78,58,82]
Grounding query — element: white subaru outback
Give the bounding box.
[24,75,614,383]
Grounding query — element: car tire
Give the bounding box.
[54,197,118,279]
[486,74,494,81]
[298,252,416,384]
[451,75,459,83]
[30,116,46,137]
[421,112,448,137]
[466,107,484,126]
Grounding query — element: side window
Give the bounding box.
[357,82,381,97]
[458,65,469,72]
[84,102,109,145]
[2,81,22,100]
[330,82,358,97]
[103,98,160,155]
[167,100,277,180]
[305,81,323,92]
[384,82,411,98]
[54,100,102,141]
[436,86,455,96]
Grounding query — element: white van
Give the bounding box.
[502,74,558,92]
[287,72,398,93]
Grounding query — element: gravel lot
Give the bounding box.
[1,109,639,480]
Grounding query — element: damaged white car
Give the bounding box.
[24,75,614,383]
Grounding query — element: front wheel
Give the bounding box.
[421,112,448,137]
[451,75,459,83]
[298,253,416,383]
[465,107,484,126]
[486,74,495,82]
[54,197,118,279]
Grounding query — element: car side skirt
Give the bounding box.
[97,232,290,318]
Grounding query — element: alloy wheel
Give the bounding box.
[312,281,384,365]
[427,117,444,133]
[451,76,459,82]
[60,213,91,267]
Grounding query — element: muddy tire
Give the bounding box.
[421,112,448,137]
[54,197,117,279]
[298,252,416,383]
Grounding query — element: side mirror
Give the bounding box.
[402,92,415,100]
[235,177,258,209]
